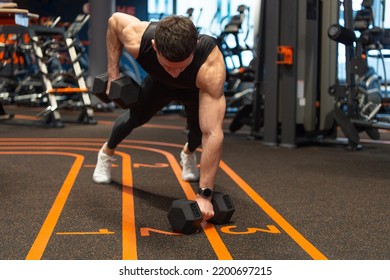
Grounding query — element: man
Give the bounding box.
[92,13,226,221]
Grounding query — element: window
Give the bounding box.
[148,0,173,21]
[148,0,256,68]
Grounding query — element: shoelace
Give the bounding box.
[100,154,115,169]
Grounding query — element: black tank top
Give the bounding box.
[136,22,218,93]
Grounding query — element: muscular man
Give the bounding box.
[92,13,226,221]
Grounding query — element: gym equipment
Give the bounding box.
[214,4,252,70]
[92,73,140,109]
[251,0,359,147]
[0,13,96,127]
[208,192,235,225]
[91,73,111,103]
[209,4,255,121]
[168,199,202,235]
[167,192,235,234]
[327,0,390,149]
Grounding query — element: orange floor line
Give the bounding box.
[96,121,185,130]
[219,160,328,260]
[0,140,326,260]
[115,151,137,260]
[119,144,233,260]
[14,114,40,120]
[1,146,138,260]
[4,151,86,260]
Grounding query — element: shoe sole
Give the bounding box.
[181,176,200,182]
[92,178,112,184]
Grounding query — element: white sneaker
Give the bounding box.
[180,150,199,182]
[92,148,115,184]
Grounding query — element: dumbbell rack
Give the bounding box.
[28,25,96,127]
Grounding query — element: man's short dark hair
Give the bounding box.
[154,16,198,62]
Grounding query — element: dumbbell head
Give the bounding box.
[92,73,111,104]
[109,76,140,109]
[208,192,235,225]
[167,199,203,234]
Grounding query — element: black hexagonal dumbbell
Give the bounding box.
[92,73,140,109]
[207,192,235,225]
[168,199,203,235]
[167,192,235,234]
[91,73,111,103]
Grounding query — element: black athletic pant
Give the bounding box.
[107,76,202,153]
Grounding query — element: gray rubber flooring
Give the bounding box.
[1,104,390,260]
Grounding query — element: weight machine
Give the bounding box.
[327,0,390,149]
[249,0,389,148]
[251,0,338,147]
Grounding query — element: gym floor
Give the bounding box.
[1,104,390,260]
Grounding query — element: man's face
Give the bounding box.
[151,39,194,78]
[156,53,193,78]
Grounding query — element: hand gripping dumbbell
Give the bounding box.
[167,192,235,234]
[92,73,140,109]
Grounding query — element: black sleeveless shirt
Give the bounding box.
[136,22,218,94]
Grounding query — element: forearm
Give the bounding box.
[198,90,226,192]
[199,129,224,190]
[106,16,123,79]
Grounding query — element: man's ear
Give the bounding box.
[151,39,157,52]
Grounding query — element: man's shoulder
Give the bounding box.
[196,46,226,92]
[196,35,218,57]
[132,21,152,36]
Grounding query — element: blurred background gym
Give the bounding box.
[1,0,390,262]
